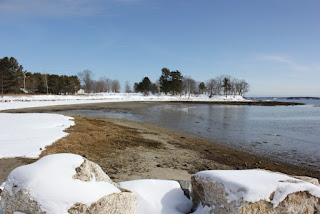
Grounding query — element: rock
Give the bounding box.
[0,154,137,214]
[191,169,320,214]
[177,180,192,199]
[68,192,136,214]
[72,158,114,183]
[293,176,320,186]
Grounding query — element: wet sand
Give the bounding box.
[0,102,318,184]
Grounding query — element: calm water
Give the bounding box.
[55,99,320,170]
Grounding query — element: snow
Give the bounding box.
[0,113,74,158]
[118,179,192,214]
[0,93,246,111]
[191,203,215,214]
[195,170,320,207]
[3,154,120,213]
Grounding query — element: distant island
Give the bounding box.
[247,97,320,100]
[286,97,320,100]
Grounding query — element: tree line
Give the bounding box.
[134,67,249,97]
[0,57,81,96]
[77,68,249,97]
[77,70,121,93]
[1,57,250,97]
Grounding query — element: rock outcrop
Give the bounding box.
[0,154,137,214]
[191,170,320,214]
[73,159,114,183]
[68,192,137,214]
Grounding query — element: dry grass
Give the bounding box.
[41,116,163,172]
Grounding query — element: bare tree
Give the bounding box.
[111,80,121,93]
[102,78,111,92]
[183,76,196,98]
[229,77,237,97]
[125,81,131,93]
[78,70,94,93]
[214,75,225,95]
[206,79,216,98]
[93,78,106,93]
[236,79,249,96]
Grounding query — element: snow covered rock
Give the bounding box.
[0,154,137,214]
[191,170,320,214]
[118,179,192,214]
[72,158,114,183]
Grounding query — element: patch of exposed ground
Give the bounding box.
[39,116,231,182]
[39,116,320,182]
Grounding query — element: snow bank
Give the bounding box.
[3,154,121,213]
[118,179,192,214]
[0,93,246,111]
[0,113,74,158]
[195,170,320,206]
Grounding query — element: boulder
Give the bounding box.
[0,154,137,214]
[191,169,320,214]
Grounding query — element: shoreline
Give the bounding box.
[0,109,319,183]
[160,100,304,106]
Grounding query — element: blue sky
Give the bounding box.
[0,0,319,96]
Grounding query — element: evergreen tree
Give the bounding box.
[198,82,206,94]
[159,68,171,94]
[222,77,231,97]
[170,70,183,95]
[136,77,152,95]
[0,57,24,96]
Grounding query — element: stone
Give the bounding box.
[191,170,320,214]
[1,188,45,214]
[293,176,320,186]
[177,180,192,199]
[0,154,137,214]
[68,192,137,214]
[72,159,114,183]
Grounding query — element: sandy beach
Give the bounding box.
[0,102,319,183]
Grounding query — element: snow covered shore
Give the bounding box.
[0,93,246,111]
[0,113,74,158]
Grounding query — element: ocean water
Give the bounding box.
[54,99,320,171]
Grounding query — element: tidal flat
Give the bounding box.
[1,101,319,183]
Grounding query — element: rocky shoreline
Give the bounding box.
[1,154,319,213]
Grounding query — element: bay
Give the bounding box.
[54,99,320,171]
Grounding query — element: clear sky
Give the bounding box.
[0,0,319,96]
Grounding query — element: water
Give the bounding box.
[54,99,320,170]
